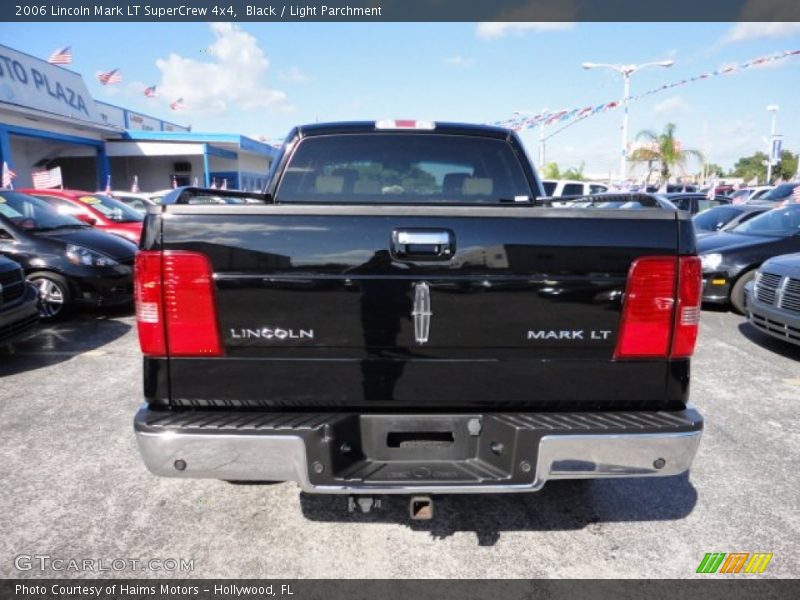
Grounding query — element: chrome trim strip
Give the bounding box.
[135,428,702,495]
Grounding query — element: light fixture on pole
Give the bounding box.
[766,105,779,183]
[581,59,674,182]
[513,108,548,168]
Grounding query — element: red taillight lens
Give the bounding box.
[614,257,677,359]
[134,250,222,357]
[671,256,702,358]
[614,255,702,360]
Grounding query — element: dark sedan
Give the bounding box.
[698,204,800,313]
[692,204,769,238]
[658,193,731,215]
[0,255,39,345]
[0,191,137,319]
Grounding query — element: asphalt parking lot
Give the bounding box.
[1,306,798,579]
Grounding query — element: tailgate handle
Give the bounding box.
[392,229,454,259]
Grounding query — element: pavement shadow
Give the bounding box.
[737,322,800,360]
[299,473,698,546]
[0,306,132,376]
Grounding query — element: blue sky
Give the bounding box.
[2,21,800,177]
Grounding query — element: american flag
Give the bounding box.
[172,176,177,189]
[32,167,63,189]
[170,97,185,111]
[131,175,140,193]
[209,178,217,190]
[143,85,157,98]
[793,184,800,204]
[220,178,227,191]
[2,162,15,189]
[97,69,122,85]
[48,46,72,65]
[104,175,112,194]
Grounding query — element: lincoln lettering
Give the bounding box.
[230,328,314,341]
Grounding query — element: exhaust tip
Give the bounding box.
[409,496,434,520]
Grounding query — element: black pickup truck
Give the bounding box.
[133,121,703,513]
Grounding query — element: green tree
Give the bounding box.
[730,151,768,183]
[705,163,726,178]
[562,162,586,181]
[629,122,704,181]
[541,162,561,179]
[774,150,799,182]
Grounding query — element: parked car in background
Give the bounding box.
[558,193,677,210]
[148,189,173,204]
[541,179,608,197]
[0,191,136,319]
[697,204,800,313]
[20,189,144,244]
[692,205,769,238]
[658,193,730,215]
[747,182,800,206]
[730,186,772,204]
[104,191,159,214]
[744,253,800,346]
[0,255,39,346]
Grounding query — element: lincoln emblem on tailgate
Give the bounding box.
[412,282,432,344]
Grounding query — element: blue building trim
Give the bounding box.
[202,144,210,187]
[123,131,278,158]
[206,145,238,160]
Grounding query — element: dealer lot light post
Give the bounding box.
[581,59,674,181]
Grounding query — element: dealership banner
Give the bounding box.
[3,0,800,22]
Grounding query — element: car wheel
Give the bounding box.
[28,272,71,320]
[730,269,756,315]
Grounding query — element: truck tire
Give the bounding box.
[27,272,71,321]
[730,269,755,315]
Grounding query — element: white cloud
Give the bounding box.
[279,66,311,84]
[443,55,473,68]
[475,22,574,40]
[720,22,800,44]
[155,23,289,115]
[652,96,691,116]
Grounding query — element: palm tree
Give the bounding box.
[629,123,704,182]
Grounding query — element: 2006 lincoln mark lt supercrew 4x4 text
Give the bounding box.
[132,120,703,516]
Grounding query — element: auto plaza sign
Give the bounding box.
[0,44,103,123]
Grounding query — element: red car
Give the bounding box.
[20,189,144,244]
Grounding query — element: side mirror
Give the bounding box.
[76,214,97,226]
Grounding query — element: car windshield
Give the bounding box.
[692,206,742,231]
[74,194,143,222]
[731,205,800,237]
[0,191,87,231]
[758,183,798,202]
[275,133,533,204]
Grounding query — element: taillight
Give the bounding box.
[614,256,702,359]
[671,256,702,358]
[134,250,222,357]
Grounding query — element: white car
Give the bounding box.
[729,186,773,205]
[541,179,609,198]
[101,190,159,214]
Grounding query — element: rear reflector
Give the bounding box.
[134,250,222,357]
[671,256,702,358]
[614,256,702,359]
[375,119,436,130]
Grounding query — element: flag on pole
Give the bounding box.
[143,85,157,98]
[32,166,63,189]
[792,184,800,204]
[209,178,217,190]
[104,174,112,194]
[48,47,72,65]
[193,177,199,187]
[131,175,140,193]
[172,176,177,189]
[96,69,122,85]
[2,162,16,189]
[170,98,185,111]
[220,178,227,190]
[707,179,717,200]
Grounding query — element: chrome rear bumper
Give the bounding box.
[135,408,702,494]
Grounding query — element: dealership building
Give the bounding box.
[0,43,278,192]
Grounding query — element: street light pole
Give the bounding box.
[766,105,779,184]
[582,60,674,182]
